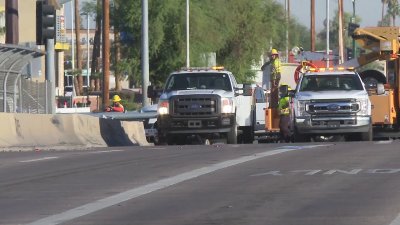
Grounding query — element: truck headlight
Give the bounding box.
[357,98,369,116]
[221,98,234,114]
[158,100,169,115]
[296,100,310,117]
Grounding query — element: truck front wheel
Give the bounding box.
[293,128,309,142]
[360,124,373,141]
[227,125,238,144]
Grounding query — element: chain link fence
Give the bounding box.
[0,45,47,114]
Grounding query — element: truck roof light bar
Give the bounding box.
[179,66,225,72]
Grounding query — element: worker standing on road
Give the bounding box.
[105,95,125,112]
[278,85,291,143]
[270,48,282,108]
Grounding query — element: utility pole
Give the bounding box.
[142,0,149,107]
[5,0,18,44]
[311,0,315,51]
[326,0,330,67]
[102,0,110,109]
[338,0,344,64]
[75,0,82,95]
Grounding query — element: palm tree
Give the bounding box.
[112,0,123,91]
[92,0,102,91]
[74,0,83,95]
[382,0,388,21]
[387,0,399,26]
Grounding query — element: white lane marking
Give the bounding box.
[389,213,400,225]
[19,157,58,163]
[375,140,393,144]
[149,147,166,150]
[88,150,125,154]
[27,145,326,225]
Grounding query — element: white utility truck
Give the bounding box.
[148,67,256,145]
[291,67,372,142]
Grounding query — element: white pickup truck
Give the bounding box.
[291,68,372,142]
[149,67,256,145]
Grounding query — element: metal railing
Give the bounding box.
[0,44,47,113]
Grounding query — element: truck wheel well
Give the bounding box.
[359,70,386,84]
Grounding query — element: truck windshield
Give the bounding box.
[299,74,364,91]
[165,73,232,91]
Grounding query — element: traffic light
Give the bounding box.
[36,1,56,45]
[348,22,360,36]
[346,47,354,60]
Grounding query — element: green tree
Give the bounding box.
[387,0,400,26]
[105,0,309,87]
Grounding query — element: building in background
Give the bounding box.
[0,0,70,96]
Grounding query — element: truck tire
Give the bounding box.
[242,126,254,144]
[360,124,373,141]
[156,132,167,145]
[227,125,238,144]
[293,128,309,142]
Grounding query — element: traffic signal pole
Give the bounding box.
[46,38,56,114]
[36,0,56,113]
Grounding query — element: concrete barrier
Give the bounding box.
[0,113,149,151]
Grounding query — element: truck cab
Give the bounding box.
[292,68,372,142]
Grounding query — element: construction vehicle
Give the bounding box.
[346,26,400,139]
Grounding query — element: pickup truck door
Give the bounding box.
[254,87,266,131]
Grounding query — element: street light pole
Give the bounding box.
[141,0,150,107]
[352,0,356,59]
[326,0,330,67]
[87,13,90,87]
[71,0,75,70]
[186,0,190,67]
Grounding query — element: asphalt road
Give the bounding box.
[1,140,400,225]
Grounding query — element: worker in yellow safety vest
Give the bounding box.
[270,48,282,108]
[278,84,291,143]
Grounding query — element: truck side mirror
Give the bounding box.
[288,90,295,97]
[243,84,253,96]
[235,84,244,96]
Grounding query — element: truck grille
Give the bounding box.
[171,95,219,116]
[307,99,359,115]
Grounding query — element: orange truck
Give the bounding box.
[345,26,400,139]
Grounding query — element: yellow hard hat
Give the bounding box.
[271,49,278,55]
[112,95,121,102]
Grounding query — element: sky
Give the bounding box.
[276,0,385,31]
[64,0,386,31]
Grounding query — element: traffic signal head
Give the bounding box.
[348,22,360,36]
[36,1,56,45]
[346,47,354,60]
